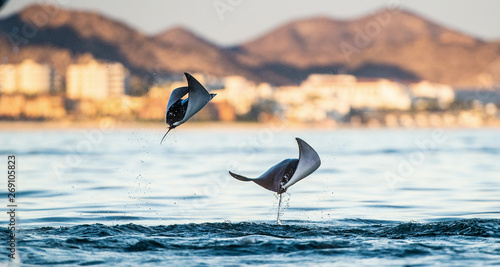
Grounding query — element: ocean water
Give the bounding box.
[0,126,499,266]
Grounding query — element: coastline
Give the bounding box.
[0,120,498,131]
[0,120,291,131]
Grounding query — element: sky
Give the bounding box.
[0,0,499,46]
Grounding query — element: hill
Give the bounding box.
[236,10,500,86]
[1,4,499,87]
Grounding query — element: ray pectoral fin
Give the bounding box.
[180,73,214,124]
[167,86,189,112]
[283,138,321,190]
[228,171,254,182]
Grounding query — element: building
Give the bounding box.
[300,74,412,110]
[410,81,455,108]
[66,60,128,100]
[214,75,272,116]
[274,74,412,123]
[0,64,16,94]
[0,59,52,95]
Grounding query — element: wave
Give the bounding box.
[8,219,500,248]
[13,218,499,238]
[3,219,499,265]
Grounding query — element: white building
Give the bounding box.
[301,74,412,110]
[0,64,16,94]
[0,59,52,95]
[411,81,455,108]
[275,74,412,122]
[213,76,273,116]
[66,60,127,100]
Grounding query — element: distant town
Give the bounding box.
[0,58,499,128]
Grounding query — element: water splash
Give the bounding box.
[276,193,282,224]
[275,192,290,224]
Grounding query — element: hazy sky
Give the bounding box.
[1,0,499,46]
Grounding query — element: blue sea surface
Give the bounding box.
[0,127,499,266]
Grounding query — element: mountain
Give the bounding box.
[152,27,255,79]
[0,4,253,90]
[0,4,151,75]
[1,4,499,88]
[236,10,500,86]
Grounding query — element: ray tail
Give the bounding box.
[160,127,173,144]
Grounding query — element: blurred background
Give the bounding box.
[1,3,499,265]
[0,0,499,128]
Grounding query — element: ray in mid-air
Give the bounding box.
[229,138,321,222]
[160,72,216,144]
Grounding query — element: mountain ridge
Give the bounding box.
[0,4,498,88]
